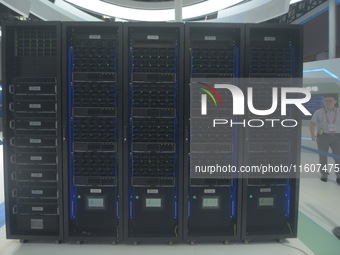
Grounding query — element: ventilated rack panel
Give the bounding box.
[73,152,116,177]
[250,48,293,75]
[129,32,179,179]
[191,48,235,74]
[131,153,175,177]
[68,31,119,181]
[15,29,57,57]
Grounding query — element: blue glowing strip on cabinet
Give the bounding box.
[117,199,119,219]
[287,47,295,165]
[235,46,239,85]
[113,46,118,218]
[284,183,291,218]
[113,47,118,180]
[231,46,239,219]
[129,198,133,220]
[68,46,75,220]
[128,47,134,220]
[188,47,194,220]
[188,199,191,218]
[174,46,179,219]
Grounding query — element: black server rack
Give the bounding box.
[183,23,243,244]
[62,23,123,243]
[2,22,63,242]
[124,23,184,244]
[242,24,303,241]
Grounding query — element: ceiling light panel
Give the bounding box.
[64,0,244,21]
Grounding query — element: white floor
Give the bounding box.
[0,240,314,255]
[300,127,340,235]
[2,137,340,255]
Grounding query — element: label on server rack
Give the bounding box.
[204,189,216,194]
[29,121,41,126]
[260,188,272,193]
[29,104,41,109]
[30,156,42,161]
[90,189,102,194]
[30,139,41,144]
[147,189,159,194]
[264,36,276,41]
[204,36,216,41]
[147,35,159,40]
[89,35,101,39]
[31,173,43,178]
[29,86,41,91]
[32,207,44,212]
[31,190,43,195]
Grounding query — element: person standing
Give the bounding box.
[310,95,340,183]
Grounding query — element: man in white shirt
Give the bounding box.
[310,95,340,183]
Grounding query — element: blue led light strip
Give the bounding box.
[68,46,76,220]
[174,46,179,220]
[128,47,134,220]
[284,183,291,218]
[304,68,340,82]
[231,46,240,219]
[0,202,5,228]
[301,145,340,160]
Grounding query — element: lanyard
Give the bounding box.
[324,108,337,124]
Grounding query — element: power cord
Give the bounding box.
[279,242,312,255]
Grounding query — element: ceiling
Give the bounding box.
[0,0,331,24]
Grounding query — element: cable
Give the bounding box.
[287,222,293,235]
[174,226,178,238]
[280,242,311,255]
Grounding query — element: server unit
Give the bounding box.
[62,23,123,243]
[183,23,243,244]
[2,22,63,242]
[124,23,184,244]
[242,24,302,241]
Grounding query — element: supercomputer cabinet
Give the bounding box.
[2,22,63,242]
[62,22,123,243]
[242,24,303,241]
[123,23,184,244]
[183,23,243,244]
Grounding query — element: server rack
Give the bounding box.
[183,23,243,244]
[2,22,63,242]
[62,23,123,243]
[124,23,184,244]
[242,24,303,241]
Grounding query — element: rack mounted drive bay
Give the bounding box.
[241,24,303,242]
[123,23,184,244]
[183,23,244,244]
[2,22,63,242]
[2,22,303,244]
[62,22,123,244]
